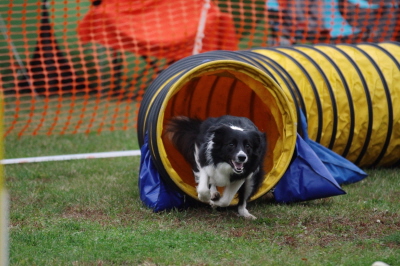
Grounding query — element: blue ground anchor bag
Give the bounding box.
[138,134,188,212]
[274,110,367,203]
[299,110,367,185]
[273,133,346,203]
[306,140,368,185]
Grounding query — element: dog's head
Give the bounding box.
[210,124,266,174]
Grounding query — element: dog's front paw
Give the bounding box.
[197,190,211,203]
[209,200,218,209]
[209,199,230,208]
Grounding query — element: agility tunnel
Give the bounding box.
[137,41,400,208]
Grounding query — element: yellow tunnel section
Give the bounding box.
[252,41,400,167]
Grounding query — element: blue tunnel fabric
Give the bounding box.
[138,134,188,212]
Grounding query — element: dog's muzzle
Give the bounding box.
[231,152,247,174]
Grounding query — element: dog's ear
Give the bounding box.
[251,131,267,156]
[209,125,229,144]
[210,124,229,135]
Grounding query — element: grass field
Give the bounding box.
[4,131,400,265]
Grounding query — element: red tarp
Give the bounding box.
[77,0,238,60]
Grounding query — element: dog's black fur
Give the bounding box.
[167,115,267,219]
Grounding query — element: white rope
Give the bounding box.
[1,150,141,165]
[192,0,211,55]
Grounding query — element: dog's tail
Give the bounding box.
[165,116,202,169]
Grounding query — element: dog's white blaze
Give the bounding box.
[229,125,244,131]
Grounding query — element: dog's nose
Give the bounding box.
[237,154,247,162]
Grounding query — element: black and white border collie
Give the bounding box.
[167,115,267,219]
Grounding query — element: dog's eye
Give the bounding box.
[245,144,251,148]
[229,143,234,147]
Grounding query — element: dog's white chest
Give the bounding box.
[205,163,233,187]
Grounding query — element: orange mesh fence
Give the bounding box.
[1,0,399,137]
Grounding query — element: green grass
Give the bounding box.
[4,131,400,265]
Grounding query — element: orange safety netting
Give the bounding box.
[1,0,399,137]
